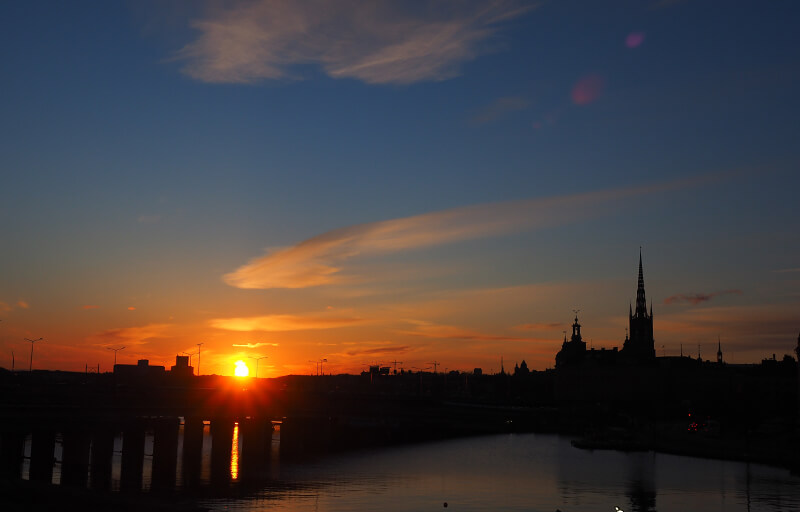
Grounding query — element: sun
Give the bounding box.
[234,360,249,377]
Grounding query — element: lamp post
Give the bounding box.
[196,342,204,376]
[107,346,126,367]
[249,355,269,378]
[25,337,43,372]
[319,358,327,376]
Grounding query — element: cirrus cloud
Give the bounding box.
[664,289,742,306]
[211,313,364,332]
[175,0,536,85]
[224,175,713,290]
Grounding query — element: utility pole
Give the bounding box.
[390,360,403,374]
[249,355,268,378]
[107,346,126,367]
[25,338,43,372]
[428,361,440,374]
[196,342,204,376]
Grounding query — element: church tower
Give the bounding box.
[622,250,656,361]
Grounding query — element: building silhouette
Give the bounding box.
[621,250,655,362]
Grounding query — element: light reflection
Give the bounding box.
[231,422,239,480]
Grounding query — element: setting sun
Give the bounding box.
[234,360,249,377]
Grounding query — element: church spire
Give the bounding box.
[635,248,648,318]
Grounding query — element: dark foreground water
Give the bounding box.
[198,433,800,512]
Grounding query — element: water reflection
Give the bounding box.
[231,422,240,481]
[7,423,800,511]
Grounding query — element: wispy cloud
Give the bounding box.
[470,96,530,125]
[344,345,413,357]
[402,320,541,342]
[175,0,535,85]
[88,324,172,346]
[515,322,563,331]
[774,268,800,274]
[211,313,363,332]
[232,342,280,348]
[664,289,742,306]
[0,300,29,313]
[225,176,710,290]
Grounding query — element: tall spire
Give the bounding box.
[635,248,648,318]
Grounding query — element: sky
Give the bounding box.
[1,0,798,377]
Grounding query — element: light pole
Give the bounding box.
[319,358,327,376]
[107,346,126,367]
[25,337,43,372]
[182,351,195,367]
[196,342,204,376]
[249,355,269,378]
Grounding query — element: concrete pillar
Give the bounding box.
[210,417,234,485]
[181,417,203,487]
[240,417,272,478]
[0,430,26,480]
[120,420,145,491]
[89,427,115,490]
[61,429,91,487]
[29,430,56,483]
[151,417,179,491]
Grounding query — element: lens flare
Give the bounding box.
[234,360,249,377]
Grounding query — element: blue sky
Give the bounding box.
[1,0,798,375]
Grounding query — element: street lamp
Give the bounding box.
[319,358,327,376]
[249,355,269,378]
[107,346,126,367]
[196,342,204,375]
[25,337,43,372]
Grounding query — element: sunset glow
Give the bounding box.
[0,2,797,378]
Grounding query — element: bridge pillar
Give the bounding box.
[29,429,56,483]
[181,417,203,487]
[61,427,91,487]
[0,430,25,480]
[240,417,271,478]
[120,420,145,491]
[151,417,179,491]
[89,426,115,490]
[210,417,234,484]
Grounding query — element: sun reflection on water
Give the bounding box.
[231,422,239,480]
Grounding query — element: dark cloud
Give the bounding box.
[664,289,742,305]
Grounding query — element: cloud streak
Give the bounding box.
[211,313,363,332]
[175,0,534,85]
[88,324,172,346]
[664,289,742,305]
[225,176,710,290]
[232,342,279,348]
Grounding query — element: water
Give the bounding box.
[200,434,800,512]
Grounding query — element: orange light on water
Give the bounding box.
[234,360,249,377]
[231,422,239,480]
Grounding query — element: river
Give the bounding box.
[198,432,800,512]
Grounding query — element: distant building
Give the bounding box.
[113,359,165,384]
[555,314,587,368]
[170,355,194,378]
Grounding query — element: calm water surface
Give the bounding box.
[200,433,800,512]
